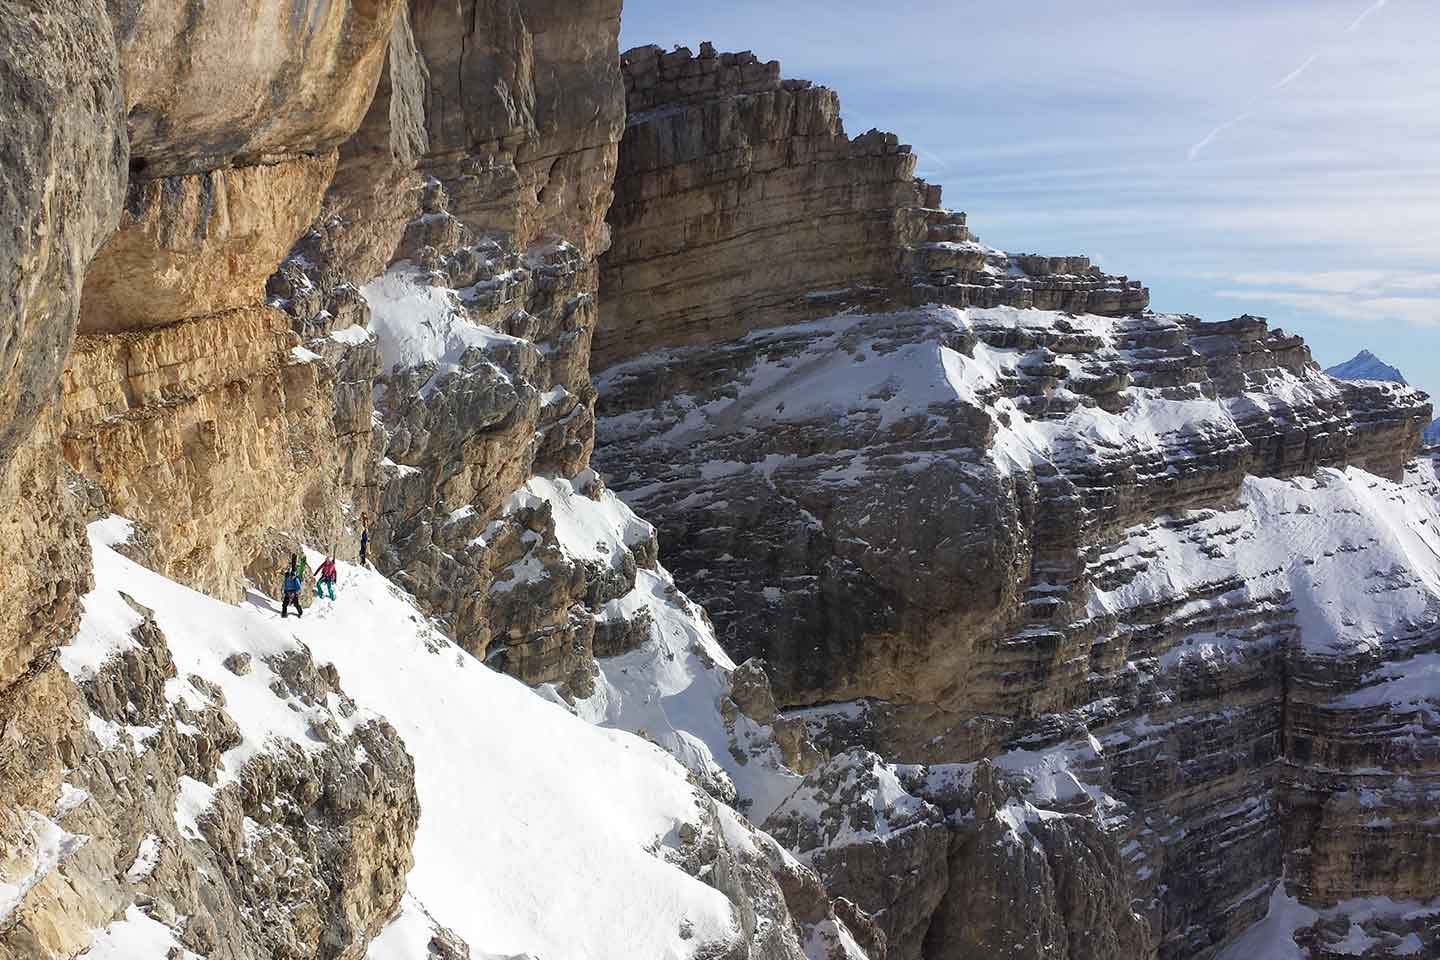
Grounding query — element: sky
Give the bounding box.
[619,0,1440,401]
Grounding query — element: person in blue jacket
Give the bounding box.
[281,554,304,618]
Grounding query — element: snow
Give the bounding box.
[501,477,804,821]
[1216,881,1318,960]
[0,812,88,924]
[580,567,803,822]
[82,905,200,959]
[75,518,746,960]
[55,783,89,817]
[364,895,453,960]
[1220,887,1440,960]
[1325,349,1407,384]
[1336,651,1440,714]
[1329,923,1377,955]
[598,304,1382,492]
[1394,933,1425,955]
[768,750,934,854]
[290,346,322,363]
[174,777,216,841]
[361,262,528,387]
[68,535,371,786]
[1088,467,1440,655]
[124,833,162,882]
[329,324,375,346]
[508,475,656,571]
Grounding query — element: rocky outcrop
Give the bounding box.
[7,8,874,960]
[255,1,630,682]
[595,44,1146,370]
[50,2,405,602]
[0,0,126,689]
[595,44,928,366]
[595,298,1437,959]
[112,0,401,178]
[596,307,1428,713]
[1,522,417,960]
[593,41,1437,960]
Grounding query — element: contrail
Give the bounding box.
[1348,0,1388,32]
[1189,113,1252,162]
[1188,0,1394,160]
[1275,53,1320,89]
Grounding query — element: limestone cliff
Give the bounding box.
[596,44,1147,370]
[2,6,872,959]
[5,8,1437,960]
[593,43,1439,960]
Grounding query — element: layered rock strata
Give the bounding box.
[595,44,1148,370]
[593,42,1437,960]
[590,303,1434,955]
[4,8,876,959]
[0,0,126,687]
[51,1,405,603]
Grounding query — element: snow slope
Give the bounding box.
[1325,349,1407,384]
[70,520,750,960]
[1089,464,1440,657]
[600,305,1399,487]
[361,262,529,388]
[507,477,805,823]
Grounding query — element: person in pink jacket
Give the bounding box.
[316,555,338,600]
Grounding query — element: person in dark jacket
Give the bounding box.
[282,569,305,624]
[316,554,338,600]
[359,514,370,566]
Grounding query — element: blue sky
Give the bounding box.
[620,0,1440,401]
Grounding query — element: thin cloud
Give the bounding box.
[1224,269,1440,294]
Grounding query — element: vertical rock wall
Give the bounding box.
[2,4,418,958]
[593,40,1438,960]
[0,0,126,687]
[595,44,929,367]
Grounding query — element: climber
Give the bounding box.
[359,513,370,566]
[316,554,338,600]
[294,550,310,584]
[281,565,303,619]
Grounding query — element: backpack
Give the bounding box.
[284,573,300,593]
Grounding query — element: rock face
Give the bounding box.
[50,1,404,603]
[111,0,402,178]
[598,307,1428,714]
[0,0,126,688]
[596,44,928,366]
[260,0,632,685]
[594,42,1439,960]
[8,8,1437,960]
[3,8,873,960]
[0,520,418,960]
[596,44,1147,370]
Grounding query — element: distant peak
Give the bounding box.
[1325,350,1407,385]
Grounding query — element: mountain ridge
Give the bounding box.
[0,10,1436,960]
